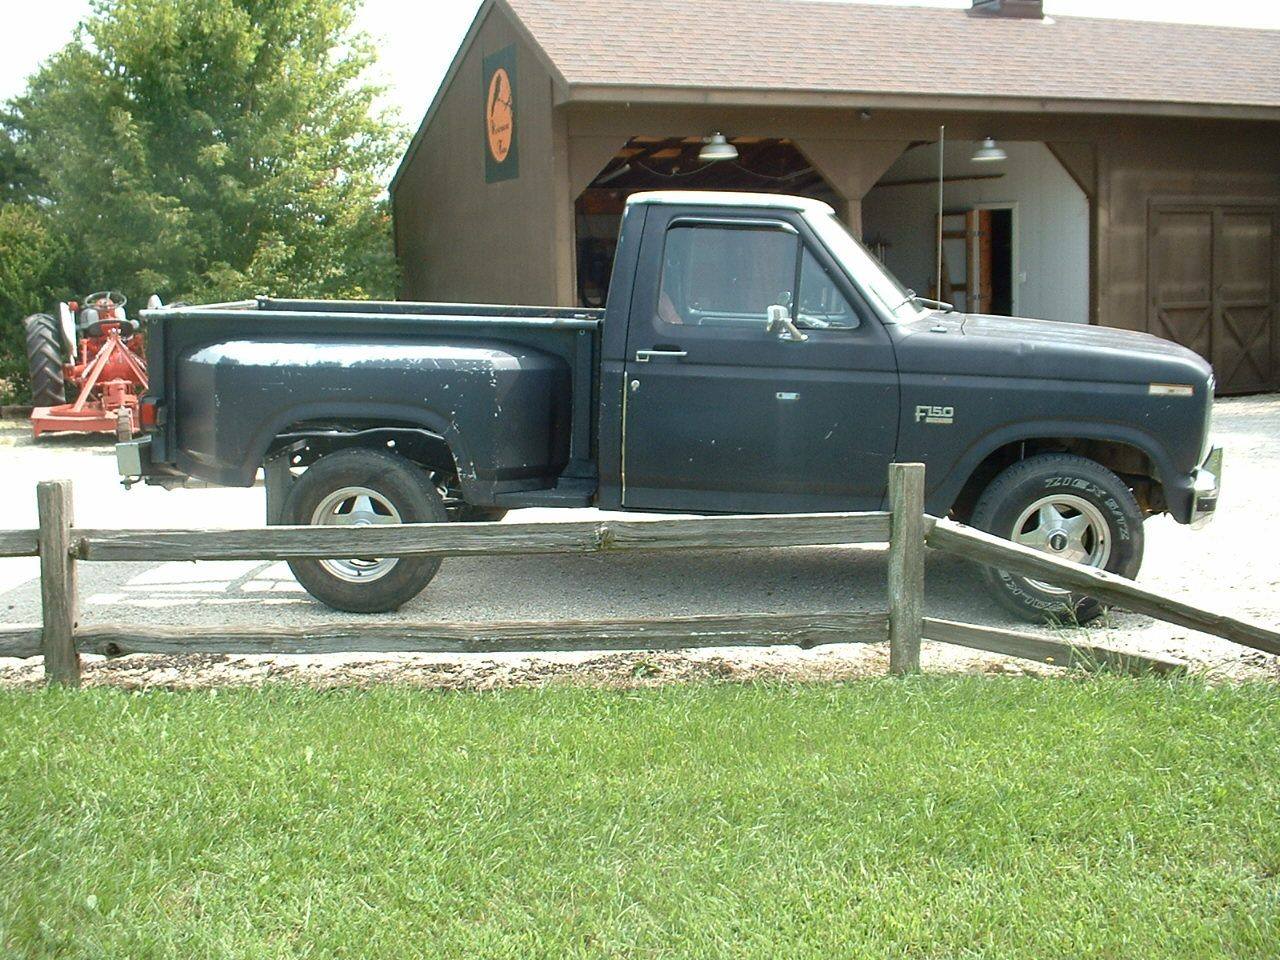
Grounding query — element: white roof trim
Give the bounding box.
[626,191,835,215]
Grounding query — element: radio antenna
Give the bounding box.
[936,124,945,302]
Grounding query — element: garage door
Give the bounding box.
[1149,204,1278,394]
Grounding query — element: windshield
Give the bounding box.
[809,212,929,322]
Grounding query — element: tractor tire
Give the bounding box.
[22,313,66,407]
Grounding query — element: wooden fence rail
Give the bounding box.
[0,530,39,558]
[2,463,1276,687]
[72,511,893,562]
[925,522,1280,658]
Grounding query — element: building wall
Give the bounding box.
[862,140,1090,324]
[394,73,1277,386]
[392,5,562,305]
[1096,119,1280,332]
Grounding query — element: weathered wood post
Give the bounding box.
[37,480,79,687]
[887,463,926,675]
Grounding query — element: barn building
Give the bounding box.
[390,0,1280,393]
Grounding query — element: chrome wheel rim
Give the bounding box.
[1012,494,1112,595]
[310,486,402,583]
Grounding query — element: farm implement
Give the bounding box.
[22,291,151,439]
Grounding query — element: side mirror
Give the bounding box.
[766,304,808,343]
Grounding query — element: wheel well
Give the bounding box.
[951,438,1166,523]
[266,421,459,479]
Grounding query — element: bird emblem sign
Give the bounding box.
[486,68,513,163]
[484,46,518,182]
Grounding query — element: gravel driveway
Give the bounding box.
[1,395,1278,687]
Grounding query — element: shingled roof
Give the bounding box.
[501,0,1280,118]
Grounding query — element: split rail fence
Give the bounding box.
[2,463,1278,687]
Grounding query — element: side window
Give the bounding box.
[797,248,859,330]
[658,224,797,328]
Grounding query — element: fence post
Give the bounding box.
[37,480,79,687]
[887,463,926,675]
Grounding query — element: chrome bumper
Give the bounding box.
[1189,446,1222,529]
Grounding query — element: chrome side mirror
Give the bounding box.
[766,304,808,343]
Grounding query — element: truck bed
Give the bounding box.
[141,297,604,499]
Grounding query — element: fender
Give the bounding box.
[926,418,1179,517]
[170,337,569,494]
[174,399,473,488]
[251,402,470,486]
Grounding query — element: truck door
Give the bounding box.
[621,205,899,513]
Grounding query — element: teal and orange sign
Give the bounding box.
[484,46,518,183]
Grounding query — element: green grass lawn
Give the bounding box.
[2,678,1279,959]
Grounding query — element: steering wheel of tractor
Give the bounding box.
[83,291,127,310]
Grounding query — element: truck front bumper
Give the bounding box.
[1189,446,1222,529]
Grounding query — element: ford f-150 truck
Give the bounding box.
[118,191,1222,620]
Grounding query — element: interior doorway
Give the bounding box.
[939,204,1017,315]
[987,206,1015,316]
[863,140,1089,325]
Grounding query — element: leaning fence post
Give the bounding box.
[887,463,926,675]
[37,480,79,687]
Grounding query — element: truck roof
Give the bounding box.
[626,191,835,216]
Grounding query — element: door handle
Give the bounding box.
[635,349,688,362]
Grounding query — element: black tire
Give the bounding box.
[969,454,1144,624]
[282,449,447,613]
[22,313,65,407]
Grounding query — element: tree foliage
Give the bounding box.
[0,206,68,401]
[6,0,403,308]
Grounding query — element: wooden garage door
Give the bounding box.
[1149,204,1279,394]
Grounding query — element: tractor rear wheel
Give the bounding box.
[22,313,66,407]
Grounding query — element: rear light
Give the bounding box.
[139,401,158,428]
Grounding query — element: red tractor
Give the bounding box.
[22,291,151,439]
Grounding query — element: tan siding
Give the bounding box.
[392,5,560,305]
[1097,120,1280,334]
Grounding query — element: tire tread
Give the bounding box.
[970,453,1144,624]
[22,314,65,407]
[282,449,446,613]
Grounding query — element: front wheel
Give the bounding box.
[970,454,1145,624]
[283,449,447,613]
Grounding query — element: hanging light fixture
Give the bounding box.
[698,132,739,162]
[971,137,1008,162]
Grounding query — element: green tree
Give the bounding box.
[0,205,68,402]
[0,110,47,206]
[7,0,403,305]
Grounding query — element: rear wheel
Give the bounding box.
[283,449,446,613]
[970,454,1144,624]
[22,313,65,407]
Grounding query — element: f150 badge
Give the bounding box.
[915,404,955,425]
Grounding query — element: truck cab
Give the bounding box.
[120,191,1222,620]
[598,192,902,514]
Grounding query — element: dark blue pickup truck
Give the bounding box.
[119,191,1221,620]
